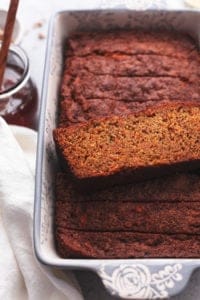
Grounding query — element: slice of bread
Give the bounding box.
[56,229,200,258]
[54,102,200,190]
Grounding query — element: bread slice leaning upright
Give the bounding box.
[53,102,200,191]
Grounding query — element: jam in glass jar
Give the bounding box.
[0,44,38,130]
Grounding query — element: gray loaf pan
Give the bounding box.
[34,8,200,299]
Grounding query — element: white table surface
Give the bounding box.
[1,1,200,299]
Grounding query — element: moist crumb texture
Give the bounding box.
[54,103,200,184]
[53,30,200,258]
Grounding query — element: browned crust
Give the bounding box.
[59,30,200,127]
[56,101,200,134]
[55,229,200,258]
[66,30,197,58]
[56,199,200,234]
[55,172,200,203]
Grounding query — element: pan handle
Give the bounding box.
[96,261,195,299]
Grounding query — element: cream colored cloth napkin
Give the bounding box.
[0,117,83,300]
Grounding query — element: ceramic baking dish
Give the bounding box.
[34,8,200,299]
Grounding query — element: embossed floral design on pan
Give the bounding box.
[99,263,183,299]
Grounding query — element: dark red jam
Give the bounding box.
[0,62,38,130]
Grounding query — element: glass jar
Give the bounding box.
[0,44,38,130]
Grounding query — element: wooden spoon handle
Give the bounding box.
[0,0,19,89]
